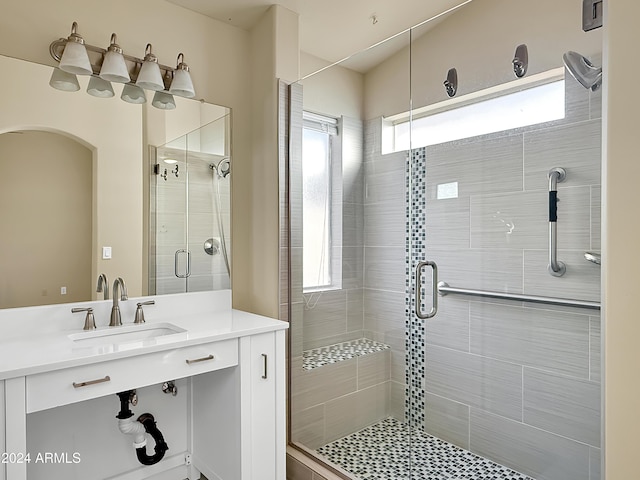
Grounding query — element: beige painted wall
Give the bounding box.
[299,52,365,119]
[0,0,254,308]
[0,131,92,308]
[603,2,640,479]
[248,5,299,318]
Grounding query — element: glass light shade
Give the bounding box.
[49,68,80,92]
[99,50,130,83]
[152,91,176,110]
[136,61,165,91]
[121,84,147,104]
[87,76,115,98]
[169,69,195,98]
[59,41,93,76]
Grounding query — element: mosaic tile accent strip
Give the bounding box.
[406,148,428,427]
[317,417,535,480]
[302,338,391,370]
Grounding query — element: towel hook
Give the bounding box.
[513,44,528,78]
[444,68,458,97]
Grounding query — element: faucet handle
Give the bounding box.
[71,307,97,331]
[134,301,155,324]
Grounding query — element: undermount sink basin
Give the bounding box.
[69,322,187,350]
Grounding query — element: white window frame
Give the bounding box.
[382,68,566,153]
[302,111,342,292]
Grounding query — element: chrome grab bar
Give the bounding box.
[585,251,601,265]
[437,281,600,310]
[174,249,192,278]
[548,167,566,277]
[415,261,439,319]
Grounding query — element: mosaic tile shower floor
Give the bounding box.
[317,418,535,480]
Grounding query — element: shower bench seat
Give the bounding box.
[302,337,390,370]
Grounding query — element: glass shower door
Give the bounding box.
[287,30,416,479]
[153,135,189,295]
[407,4,603,479]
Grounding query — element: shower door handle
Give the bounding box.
[174,249,192,278]
[415,260,438,319]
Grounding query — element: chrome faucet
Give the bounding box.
[109,277,128,327]
[96,273,109,300]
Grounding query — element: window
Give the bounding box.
[302,112,339,290]
[385,69,566,153]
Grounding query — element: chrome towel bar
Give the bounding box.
[437,281,600,310]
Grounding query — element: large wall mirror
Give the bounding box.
[0,54,231,309]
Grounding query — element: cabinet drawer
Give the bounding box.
[26,339,238,413]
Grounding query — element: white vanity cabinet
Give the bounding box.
[192,331,286,480]
[0,380,5,480]
[242,332,286,479]
[0,315,287,480]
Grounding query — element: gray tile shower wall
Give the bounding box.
[290,112,393,450]
[362,124,410,421]
[401,70,602,480]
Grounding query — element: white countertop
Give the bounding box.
[0,290,288,380]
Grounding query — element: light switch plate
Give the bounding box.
[102,246,112,259]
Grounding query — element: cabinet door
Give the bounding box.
[241,331,286,480]
[4,377,26,480]
[0,379,4,480]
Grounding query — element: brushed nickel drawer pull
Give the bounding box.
[72,375,111,388]
[261,353,268,379]
[185,354,215,365]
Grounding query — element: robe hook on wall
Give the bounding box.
[512,44,528,78]
[444,68,458,97]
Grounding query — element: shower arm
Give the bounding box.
[548,167,566,277]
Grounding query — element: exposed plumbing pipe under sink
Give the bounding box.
[116,390,169,466]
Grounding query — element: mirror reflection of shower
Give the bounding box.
[210,157,231,276]
[151,112,231,296]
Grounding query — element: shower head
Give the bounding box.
[563,51,602,91]
[210,158,231,178]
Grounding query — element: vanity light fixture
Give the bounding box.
[169,54,195,98]
[121,84,147,104]
[49,67,80,92]
[152,91,176,110]
[49,22,196,110]
[152,71,176,109]
[99,34,130,83]
[58,22,93,76]
[87,76,115,98]
[136,44,165,92]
